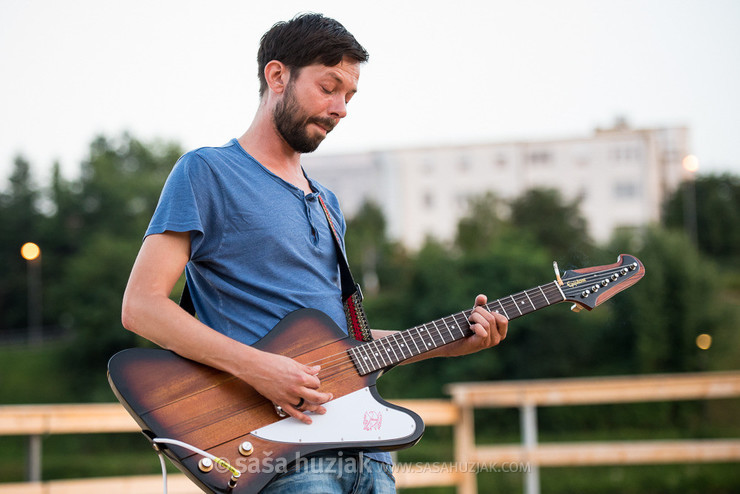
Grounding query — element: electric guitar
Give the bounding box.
[108,254,644,493]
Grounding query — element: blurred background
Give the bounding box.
[1,0,738,492]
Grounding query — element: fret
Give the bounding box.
[496,299,510,319]
[408,328,422,355]
[453,313,470,335]
[420,325,437,349]
[510,295,523,316]
[448,315,466,338]
[530,287,547,309]
[553,280,566,300]
[461,310,471,325]
[352,347,367,375]
[374,339,391,367]
[538,285,550,305]
[385,336,400,363]
[432,321,445,345]
[523,290,535,311]
[357,347,373,373]
[396,331,410,359]
[355,348,370,372]
[440,317,456,341]
[431,320,447,345]
[367,340,383,370]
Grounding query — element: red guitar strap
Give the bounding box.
[318,195,374,343]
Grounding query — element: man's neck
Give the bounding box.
[238,111,312,194]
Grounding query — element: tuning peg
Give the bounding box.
[553,261,563,286]
[571,303,583,312]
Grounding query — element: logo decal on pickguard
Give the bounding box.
[362,411,383,431]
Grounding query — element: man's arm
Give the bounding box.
[121,231,331,424]
[370,294,508,364]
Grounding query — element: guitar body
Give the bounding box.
[108,309,424,493]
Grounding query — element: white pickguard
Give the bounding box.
[250,387,418,444]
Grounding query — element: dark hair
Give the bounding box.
[257,13,369,97]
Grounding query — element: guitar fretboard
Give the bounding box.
[349,281,565,375]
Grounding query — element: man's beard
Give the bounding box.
[273,84,336,154]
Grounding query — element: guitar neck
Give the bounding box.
[349,280,565,375]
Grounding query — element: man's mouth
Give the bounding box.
[310,118,336,134]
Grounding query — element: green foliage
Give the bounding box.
[0,133,182,400]
[509,188,595,267]
[663,173,740,264]
[606,227,736,374]
[454,192,507,255]
[0,156,43,332]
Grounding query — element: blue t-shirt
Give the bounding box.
[146,139,349,344]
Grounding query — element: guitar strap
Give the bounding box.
[317,195,373,343]
[178,195,373,343]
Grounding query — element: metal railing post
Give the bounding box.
[521,403,540,494]
[26,434,42,482]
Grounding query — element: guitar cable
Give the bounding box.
[151,437,241,493]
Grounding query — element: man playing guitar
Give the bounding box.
[121,13,508,493]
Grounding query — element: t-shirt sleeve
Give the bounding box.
[145,151,220,259]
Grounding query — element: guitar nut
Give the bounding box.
[198,457,214,473]
[239,441,254,456]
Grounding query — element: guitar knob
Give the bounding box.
[620,268,629,275]
[630,262,638,270]
[611,274,619,281]
[581,290,590,298]
[591,285,599,292]
[239,441,254,457]
[198,458,214,473]
[601,280,609,287]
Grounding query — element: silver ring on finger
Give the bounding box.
[273,403,287,417]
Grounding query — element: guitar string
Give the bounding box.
[308,307,490,374]
[304,266,634,373]
[303,311,475,371]
[310,285,563,373]
[304,284,562,372]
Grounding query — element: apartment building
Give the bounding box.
[303,122,690,249]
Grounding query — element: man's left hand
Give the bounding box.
[444,294,508,357]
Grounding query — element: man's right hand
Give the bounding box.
[239,349,334,425]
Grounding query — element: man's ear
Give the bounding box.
[264,60,290,95]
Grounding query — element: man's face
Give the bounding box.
[273,58,360,153]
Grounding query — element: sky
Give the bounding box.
[1,0,739,187]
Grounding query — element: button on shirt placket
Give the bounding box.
[304,193,320,246]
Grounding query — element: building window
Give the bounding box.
[458,156,472,173]
[423,192,435,208]
[613,182,640,198]
[612,145,643,163]
[493,154,507,168]
[529,151,551,164]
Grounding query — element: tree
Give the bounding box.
[509,188,594,268]
[604,228,730,374]
[455,192,507,255]
[345,201,389,296]
[47,134,183,397]
[662,173,740,264]
[0,156,43,335]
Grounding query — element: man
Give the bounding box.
[122,13,508,493]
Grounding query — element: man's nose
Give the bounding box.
[329,95,348,119]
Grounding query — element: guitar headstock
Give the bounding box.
[557,254,645,312]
